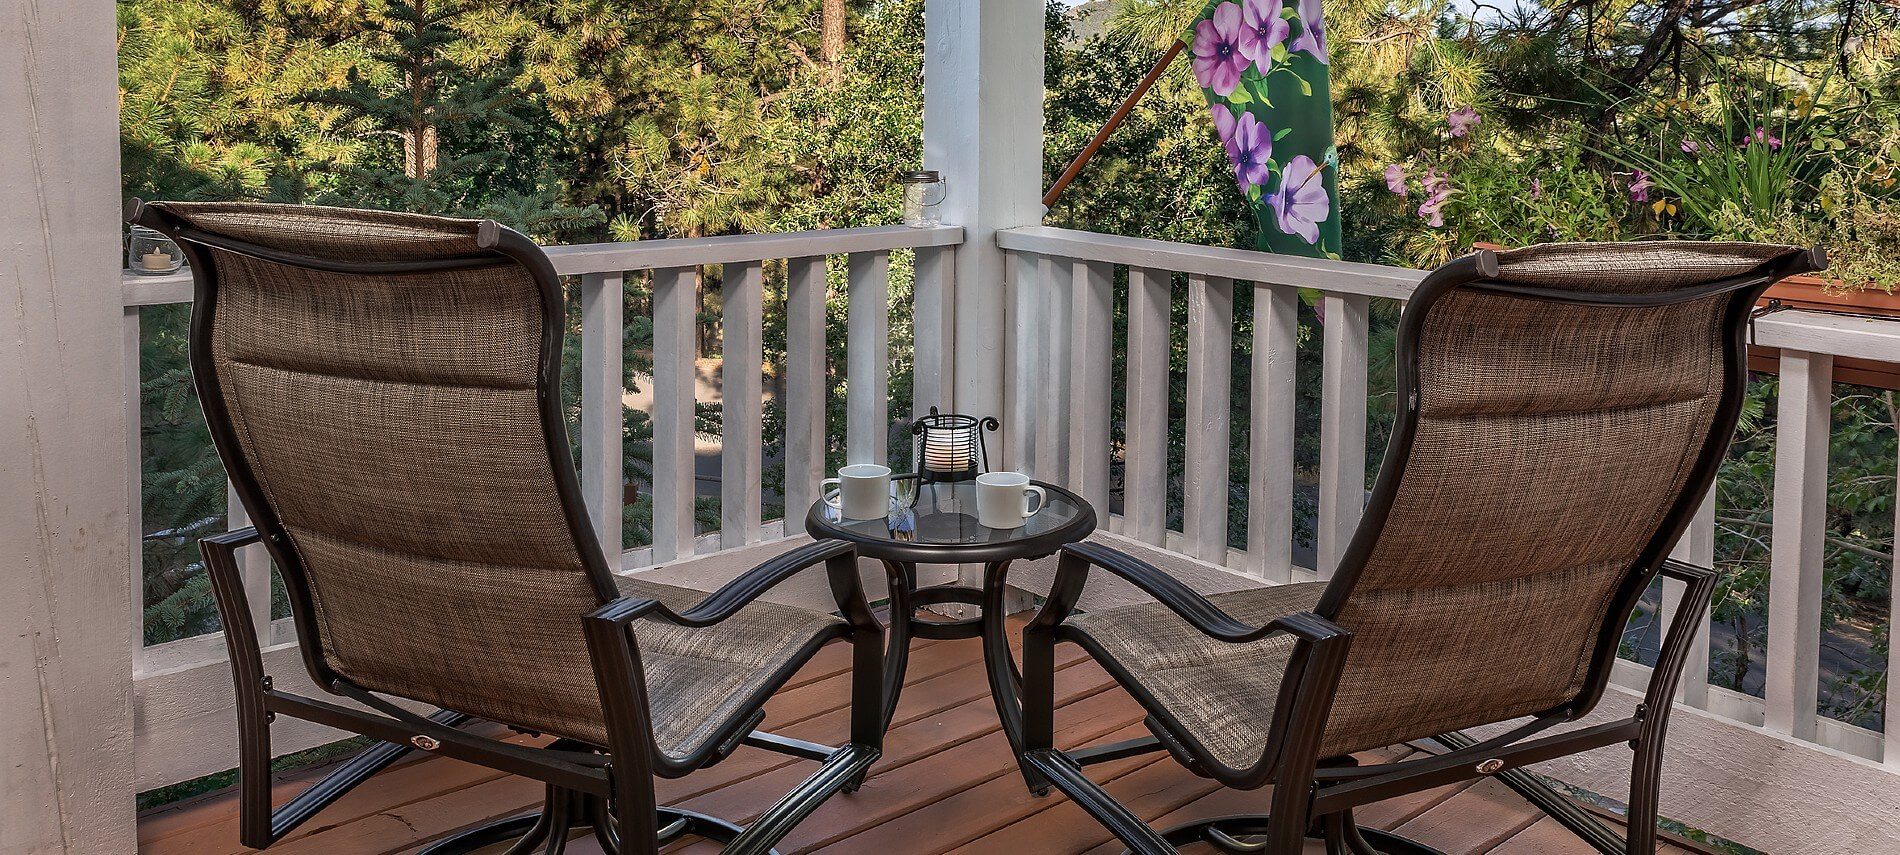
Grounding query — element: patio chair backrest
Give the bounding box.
[1310,241,1818,758]
[146,201,621,745]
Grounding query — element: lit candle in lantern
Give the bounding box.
[924,427,962,473]
[141,250,173,271]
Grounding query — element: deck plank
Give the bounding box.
[139,619,1618,855]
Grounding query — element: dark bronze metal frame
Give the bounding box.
[1015,246,1827,854]
[129,199,885,855]
[804,480,1098,793]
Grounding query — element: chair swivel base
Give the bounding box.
[416,785,764,855]
[1153,815,1447,855]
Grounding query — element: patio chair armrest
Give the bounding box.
[200,526,266,648]
[205,525,264,550]
[1659,557,1716,584]
[625,540,876,632]
[581,596,671,772]
[1035,541,1345,646]
[1642,558,1719,713]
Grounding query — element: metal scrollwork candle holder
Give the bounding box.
[910,408,999,487]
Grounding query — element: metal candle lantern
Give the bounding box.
[910,408,998,485]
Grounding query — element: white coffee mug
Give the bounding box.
[976,471,1046,529]
[822,464,893,520]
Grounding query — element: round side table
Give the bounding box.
[805,477,1096,793]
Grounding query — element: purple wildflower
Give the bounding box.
[1238,0,1291,73]
[1290,0,1328,64]
[1745,127,1782,149]
[1530,178,1544,199]
[1447,106,1481,138]
[1384,163,1407,196]
[1417,169,1452,228]
[1680,138,1701,154]
[1269,155,1330,244]
[1191,3,1250,97]
[1628,170,1654,203]
[1229,112,1275,190]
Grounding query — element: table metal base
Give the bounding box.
[876,559,1048,796]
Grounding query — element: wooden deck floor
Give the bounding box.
[139,619,1696,855]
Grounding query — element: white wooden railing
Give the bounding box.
[997,226,1900,853]
[123,224,960,789]
[124,221,1900,848]
[998,226,1418,580]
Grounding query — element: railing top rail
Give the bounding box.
[548,223,963,276]
[1753,309,1900,364]
[997,225,1424,301]
[121,223,965,307]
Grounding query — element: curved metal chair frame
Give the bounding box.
[131,199,885,855]
[1017,245,1827,854]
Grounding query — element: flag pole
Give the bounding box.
[1042,38,1187,210]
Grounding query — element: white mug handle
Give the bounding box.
[1022,486,1047,519]
[821,477,843,509]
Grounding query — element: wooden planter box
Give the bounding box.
[1752,275,1900,391]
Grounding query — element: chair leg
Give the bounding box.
[233,677,274,850]
[1627,717,1667,855]
[721,742,879,855]
[1024,749,1176,854]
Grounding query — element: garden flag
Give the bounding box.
[1189,0,1341,259]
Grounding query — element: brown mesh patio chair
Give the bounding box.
[127,199,884,855]
[1017,241,1826,854]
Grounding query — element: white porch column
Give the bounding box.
[923,0,1045,462]
[1,1,137,853]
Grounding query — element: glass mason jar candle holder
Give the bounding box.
[900,170,946,228]
[128,226,185,275]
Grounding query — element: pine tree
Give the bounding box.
[300,0,603,239]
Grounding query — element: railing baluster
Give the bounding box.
[225,482,272,643]
[913,246,955,420]
[1765,348,1832,740]
[1122,267,1170,545]
[784,257,827,525]
[1661,488,1716,708]
[126,308,144,644]
[1318,293,1369,578]
[651,266,698,563]
[1068,260,1113,517]
[580,272,625,569]
[1034,254,1074,482]
[1005,251,1042,473]
[1248,284,1299,583]
[1888,451,1899,767]
[846,251,891,467]
[1184,274,1234,565]
[721,261,764,549]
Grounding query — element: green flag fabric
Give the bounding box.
[1188,0,1341,259]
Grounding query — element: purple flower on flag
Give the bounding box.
[1447,106,1481,138]
[1192,3,1250,97]
[1628,170,1654,203]
[1238,0,1291,73]
[1290,0,1328,64]
[1230,112,1274,190]
[1211,105,1240,162]
[1270,155,1329,243]
[1384,164,1407,195]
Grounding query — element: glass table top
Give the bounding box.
[809,477,1089,548]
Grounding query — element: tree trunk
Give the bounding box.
[822,0,845,81]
